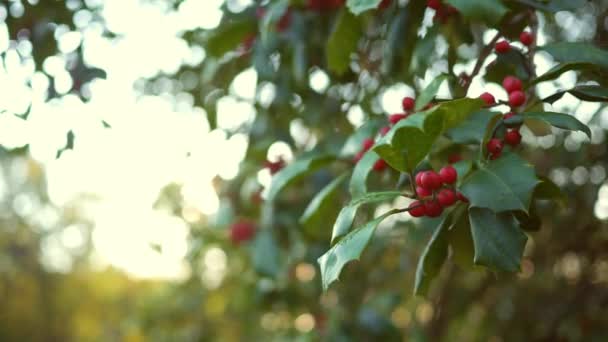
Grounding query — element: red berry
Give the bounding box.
[409,200,426,217]
[362,138,374,151]
[479,92,495,106]
[373,159,387,172]
[264,158,286,175]
[437,188,457,207]
[487,138,503,155]
[276,10,291,32]
[416,186,432,199]
[230,220,256,244]
[402,97,415,111]
[457,192,469,203]
[508,90,526,107]
[421,171,442,190]
[504,129,522,146]
[503,112,516,120]
[379,126,391,136]
[495,40,511,54]
[379,0,391,10]
[490,151,502,160]
[354,151,365,163]
[389,113,408,125]
[415,172,425,187]
[427,0,441,10]
[439,165,458,184]
[424,200,443,217]
[423,102,435,110]
[448,154,462,164]
[520,31,534,46]
[502,76,522,93]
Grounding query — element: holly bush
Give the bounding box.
[2,0,608,341]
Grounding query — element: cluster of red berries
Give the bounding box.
[427,0,458,23]
[354,96,419,172]
[495,30,535,54]
[484,75,525,159]
[408,165,467,218]
[230,220,257,244]
[479,75,526,108]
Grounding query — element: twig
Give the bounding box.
[463,31,502,94]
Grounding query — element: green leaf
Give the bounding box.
[266,154,335,202]
[448,210,475,269]
[452,160,473,185]
[468,207,528,272]
[534,176,567,207]
[414,216,449,296]
[327,8,362,75]
[373,98,484,172]
[543,85,608,104]
[460,153,539,213]
[485,49,531,83]
[318,209,399,290]
[331,191,403,244]
[340,119,384,157]
[346,0,383,15]
[446,110,499,144]
[541,42,608,70]
[513,206,541,232]
[206,20,256,58]
[300,173,348,236]
[515,0,588,12]
[415,74,449,110]
[252,230,281,277]
[445,0,508,25]
[530,63,600,86]
[349,151,379,197]
[521,112,591,138]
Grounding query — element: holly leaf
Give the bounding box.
[346,0,383,15]
[415,74,449,110]
[446,110,499,144]
[541,42,608,70]
[373,98,484,172]
[327,8,363,75]
[414,215,449,296]
[529,62,601,86]
[543,85,608,104]
[460,153,539,213]
[340,119,384,157]
[319,209,399,290]
[331,191,403,244]
[534,176,567,208]
[446,0,508,25]
[350,151,380,197]
[300,173,348,237]
[448,210,475,269]
[521,112,591,138]
[468,208,527,272]
[266,154,335,202]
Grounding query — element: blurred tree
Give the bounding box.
[1,0,608,341]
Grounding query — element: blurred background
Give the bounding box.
[0,0,608,341]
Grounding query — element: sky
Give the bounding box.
[0,0,606,280]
